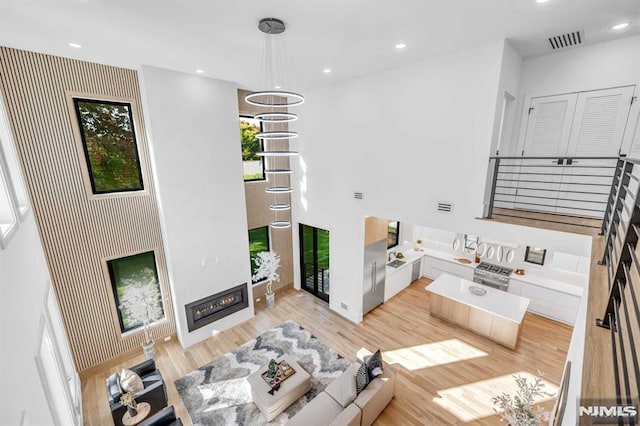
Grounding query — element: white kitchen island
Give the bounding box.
[426,273,530,349]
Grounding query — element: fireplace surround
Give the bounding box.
[185,283,248,332]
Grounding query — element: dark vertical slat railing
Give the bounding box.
[596,156,640,420]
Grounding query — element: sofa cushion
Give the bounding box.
[287,391,343,426]
[330,402,361,426]
[325,365,358,408]
[355,363,370,395]
[120,368,144,393]
[364,349,384,380]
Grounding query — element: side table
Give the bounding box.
[122,402,152,426]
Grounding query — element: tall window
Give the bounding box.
[107,251,164,333]
[73,98,144,194]
[248,226,270,283]
[239,116,265,181]
[387,221,400,249]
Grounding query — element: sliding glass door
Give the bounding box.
[299,224,330,302]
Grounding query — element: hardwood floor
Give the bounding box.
[82,279,572,425]
[486,208,602,236]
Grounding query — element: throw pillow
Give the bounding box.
[364,349,384,380]
[355,363,370,395]
[325,368,357,407]
[120,369,144,393]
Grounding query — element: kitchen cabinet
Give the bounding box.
[385,265,412,302]
[422,256,474,281]
[512,278,580,325]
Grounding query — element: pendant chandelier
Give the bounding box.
[246,17,304,230]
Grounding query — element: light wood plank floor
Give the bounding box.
[82,279,572,425]
[486,208,602,236]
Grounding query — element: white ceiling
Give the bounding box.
[0,0,638,90]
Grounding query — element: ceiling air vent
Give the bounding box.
[353,192,363,200]
[437,202,453,213]
[548,31,583,50]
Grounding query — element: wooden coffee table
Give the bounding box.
[121,402,151,426]
[247,355,311,422]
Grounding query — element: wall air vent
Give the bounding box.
[437,202,453,213]
[353,192,363,200]
[548,30,583,50]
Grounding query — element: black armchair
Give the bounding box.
[138,406,183,426]
[106,359,168,426]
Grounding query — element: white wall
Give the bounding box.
[139,66,254,348]
[293,40,506,322]
[508,34,640,156]
[0,213,57,425]
[292,39,595,323]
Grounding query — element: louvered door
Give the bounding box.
[565,86,635,157]
[517,94,577,212]
[556,86,636,217]
[522,94,577,157]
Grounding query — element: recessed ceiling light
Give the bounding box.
[68,43,82,49]
[612,22,630,30]
[323,68,332,74]
[536,0,550,3]
[274,85,282,89]
[395,43,407,49]
[195,69,205,74]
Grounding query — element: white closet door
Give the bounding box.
[522,94,577,157]
[566,86,635,157]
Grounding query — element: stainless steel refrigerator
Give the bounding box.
[363,238,386,314]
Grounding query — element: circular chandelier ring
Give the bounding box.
[257,151,299,157]
[271,221,292,229]
[245,91,305,107]
[256,131,298,140]
[270,203,291,211]
[254,112,298,123]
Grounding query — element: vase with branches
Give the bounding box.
[492,372,555,425]
[119,267,164,359]
[252,251,281,308]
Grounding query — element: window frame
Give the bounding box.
[387,221,400,249]
[0,155,18,249]
[239,115,266,182]
[105,250,165,335]
[67,93,147,198]
[248,226,271,284]
[0,90,30,221]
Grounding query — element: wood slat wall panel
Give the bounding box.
[0,47,176,370]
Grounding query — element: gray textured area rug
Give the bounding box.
[175,320,351,425]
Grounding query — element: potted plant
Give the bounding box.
[492,373,554,425]
[252,251,281,308]
[119,268,164,359]
[415,239,423,251]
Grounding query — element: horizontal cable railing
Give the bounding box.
[486,156,621,229]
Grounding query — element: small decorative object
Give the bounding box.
[252,251,281,308]
[492,372,554,426]
[266,359,278,380]
[395,252,404,259]
[524,246,546,266]
[468,286,487,296]
[515,268,525,275]
[120,391,138,417]
[415,239,423,251]
[119,268,164,360]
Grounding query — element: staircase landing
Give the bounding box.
[484,208,601,236]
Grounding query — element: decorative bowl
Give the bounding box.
[468,286,487,296]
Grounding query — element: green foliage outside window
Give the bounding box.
[74,99,144,193]
[249,227,270,283]
[240,116,265,181]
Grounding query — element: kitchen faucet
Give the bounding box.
[388,251,396,261]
